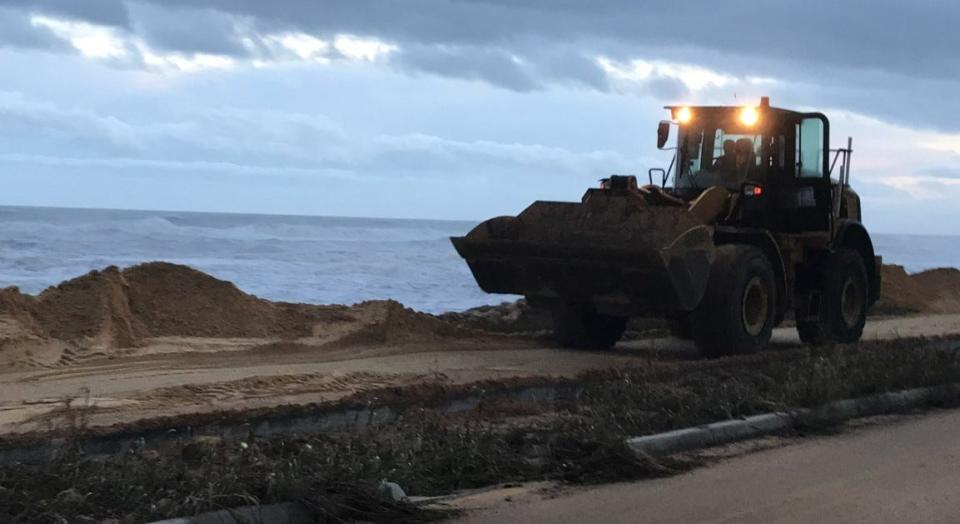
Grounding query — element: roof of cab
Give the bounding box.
[662,104,803,118]
[663,97,808,119]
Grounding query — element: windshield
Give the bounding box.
[675,126,763,191]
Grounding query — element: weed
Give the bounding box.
[2,337,959,522]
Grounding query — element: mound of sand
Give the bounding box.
[330,300,460,347]
[0,263,468,367]
[33,267,150,349]
[0,312,69,367]
[123,262,322,339]
[0,287,70,366]
[878,265,960,315]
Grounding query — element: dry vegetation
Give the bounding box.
[3,336,959,523]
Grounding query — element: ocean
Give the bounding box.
[0,206,956,314]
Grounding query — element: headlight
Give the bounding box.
[675,106,693,124]
[739,106,759,126]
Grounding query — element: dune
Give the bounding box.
[0,262,460,367]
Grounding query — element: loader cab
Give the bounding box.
[664,99,834,233]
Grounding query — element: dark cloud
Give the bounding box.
[0,7,69,50]
[0,0,129,27]
[641,77,689,101]
[126,2,249,56]
[393,45,540,92]
[136,0,960,81]
[525,44,610,91]
[4,0,960,130]
[4,0,959,82]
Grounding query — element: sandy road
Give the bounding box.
[456,409,960,523]
[1,314,959,434]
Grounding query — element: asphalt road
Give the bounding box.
[458,409,960,524]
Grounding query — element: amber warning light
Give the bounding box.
[739,106,759,126]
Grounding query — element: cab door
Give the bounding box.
[770,114,831,233]
[794,114,832,232]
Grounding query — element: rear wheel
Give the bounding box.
[692,245,776,358]
[797,249,868,345]
[551,304,626,349]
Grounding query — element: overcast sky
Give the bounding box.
[2,1,959,234]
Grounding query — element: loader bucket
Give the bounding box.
[451,189,716,316]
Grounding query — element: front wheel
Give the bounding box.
[692,245,777,358]
[551,304,626,349]
[797,249,868,345]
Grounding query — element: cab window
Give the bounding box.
[797,118,824,178]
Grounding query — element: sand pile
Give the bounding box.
[878,265,960,314]
[330,300,460,347]
[0,287,42,332]
[33,267,150,349]
[0,287,69,367]
[22,262,337,349]
[123,262,322,338]
[0,263,467,367]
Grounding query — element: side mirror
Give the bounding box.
[657,120,671,149]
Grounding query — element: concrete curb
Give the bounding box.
[627,383,960,457]
[147,384,960,523]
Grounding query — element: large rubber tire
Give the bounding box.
[692,245,777,358]
[551,304,627,349]
[797,249,868,345]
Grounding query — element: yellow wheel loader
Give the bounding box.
[452,98,881,357]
